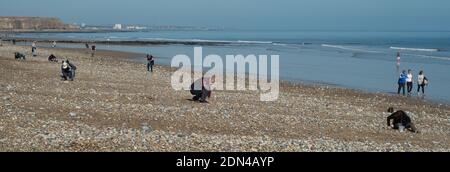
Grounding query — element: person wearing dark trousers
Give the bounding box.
[417,70,427,96]
[190,77,211,103]
[67,60,77,79]
[386,107,418,133]
[61,61,73,81]
[406,69,413,95]
[397,70,407,95]
[146,54,155,72]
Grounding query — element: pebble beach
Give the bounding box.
[1,43,449,152]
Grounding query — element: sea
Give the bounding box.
[11,30,450,103]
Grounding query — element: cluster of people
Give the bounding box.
[397,69,428,96]
[396,52,429,97]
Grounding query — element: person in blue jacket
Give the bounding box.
[397,70,407,95]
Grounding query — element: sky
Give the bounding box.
[1,0,450,31]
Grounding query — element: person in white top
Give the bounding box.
[31,41,37,57]
[406,69,413,95]
[417,70,427,96]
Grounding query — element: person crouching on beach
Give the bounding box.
[386,107,418,133]
[406,69,414,95]
[67,60,77,79]
[397,70,407,96]
[48,54,58,62]
[190,77,212,103]
[60,60,74,81]
[146,54,155,72]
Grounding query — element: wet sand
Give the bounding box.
[0,43,449,151]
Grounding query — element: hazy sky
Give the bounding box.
[1,0,450,31]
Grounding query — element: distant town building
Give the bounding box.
[113,24,122,30]
[126,25,147,30]
[81,23,86,28]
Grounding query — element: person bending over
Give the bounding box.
[386,107,418,133]
[48,54,58,62]
[60,61,73,81]
[14,52,26,60]
[190,77,212,103]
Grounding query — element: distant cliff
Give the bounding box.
[0,16,79,31]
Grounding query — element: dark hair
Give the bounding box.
[419,70,423,75]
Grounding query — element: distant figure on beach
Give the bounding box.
[387,107,418,133]
[52,41,57,48]
[397,70,407,95]
[14,52,26,60]
[146,54,155,72]
[0,37,3,46]
[190,77,212,103]
[406,69,414,95]
[396,52,401,72]
[48,54,58,62]
[85,43,89,49]
[12,39,16,45]
[91,44,96,57]
[60,60,74,81]
[417,70,428,96]
[31,41,37,57]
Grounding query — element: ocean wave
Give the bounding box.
[403,53,450,61]
[138,38,272,45]
[390,47,440,52]
[322,44,381,53]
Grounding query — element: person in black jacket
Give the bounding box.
[190,77,212,103]
[66,60,77,79]
[386,107,418,133]
[60,60,73,81]
[14,52,26,60]
[48,54,58,62]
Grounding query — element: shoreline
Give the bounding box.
[1,43,449,151]
[8,39,450,105]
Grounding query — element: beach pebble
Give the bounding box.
[69,112,77,117]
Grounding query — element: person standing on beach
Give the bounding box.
[91,44,96,57]
[0,37,3,46]
[417,70,427,96]
[31,41,37,57]
[12,39,16,45]
[397,70,407,95]
[406,69,414,95]
[146,54,155,72]
[396,52,401,72]
[52,41,57,48]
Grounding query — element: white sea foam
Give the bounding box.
[390,47,439,52]
[322,44,381,53]
[403,53,450,61]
